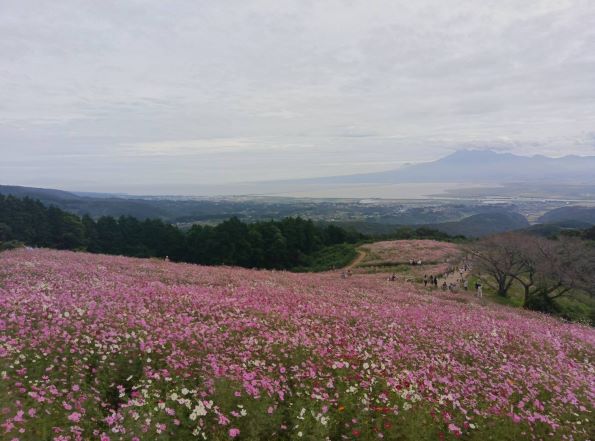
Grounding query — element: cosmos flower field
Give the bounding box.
[0,248,593,440]
[360,240,462,266]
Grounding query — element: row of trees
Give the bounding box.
[0,195,363,269]
[470,232,595,313]
[0,195,84,250]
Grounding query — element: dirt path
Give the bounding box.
[432,261,472,292]
[443,267,467,286]
[346,249,367,269]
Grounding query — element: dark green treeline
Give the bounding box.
[0,195,362,270]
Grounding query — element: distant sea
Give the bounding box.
[198,182,493,199]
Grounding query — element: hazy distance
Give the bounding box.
[1,0,595,194]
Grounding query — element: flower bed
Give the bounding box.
[0,249,593,440]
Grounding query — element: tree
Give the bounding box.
[258,222,288,268]
[95,216,123,254]
[468,233,526,297]
[515,236,595,311]
[82,214,100,252]
[213,217,252,266]
[47,207,85,249]
[470,233,595,312]
[0,222,12,242]
[323,225,348,245]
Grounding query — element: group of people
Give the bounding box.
[341,254,484,299]
[421,261,478,295]
[423,275,460,292]
[423,274,440,288]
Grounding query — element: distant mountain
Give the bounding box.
[0,185,170,220]
[538,206,595,225]
[426,211,530,238]
[289,150,595,185]
[0,185,85,201]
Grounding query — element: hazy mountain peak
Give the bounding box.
[440,150,517,162]
[292,149,595,186]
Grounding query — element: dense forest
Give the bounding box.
[0,195,367,270]
[0,195,475,271]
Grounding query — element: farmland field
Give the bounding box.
[0,248,593,440]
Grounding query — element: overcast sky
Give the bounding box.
[1,0,594,194]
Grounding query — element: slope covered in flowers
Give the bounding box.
[0,248,593,441]
[360,240,462,267]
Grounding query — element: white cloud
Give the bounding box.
[1,0,594,193]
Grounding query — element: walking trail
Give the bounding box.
[346,250,367,270]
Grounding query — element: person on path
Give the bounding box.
[423,275,428,287]
[476,282,483,298]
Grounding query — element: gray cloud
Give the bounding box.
[1,0,595,193]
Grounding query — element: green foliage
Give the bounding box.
[293,243,358,272]
[0,240,25,252]
[0,196,363,271]
[555,294,595,325]
[182,217,362,270]
[0,195,85,249]
[380,226,466,242]
[472,274,594,325]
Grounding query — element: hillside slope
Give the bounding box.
[427,211,530,237]
[539,206,595,225]
[0,249,592,440]
[0,185,170,219]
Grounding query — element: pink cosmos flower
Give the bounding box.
[229,428,240,438]
[156,423,166,433]
[447,423,462,437]
[0,247,593,439]
[68,412,82,423]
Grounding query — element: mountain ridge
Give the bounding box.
[269,149,595,185]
